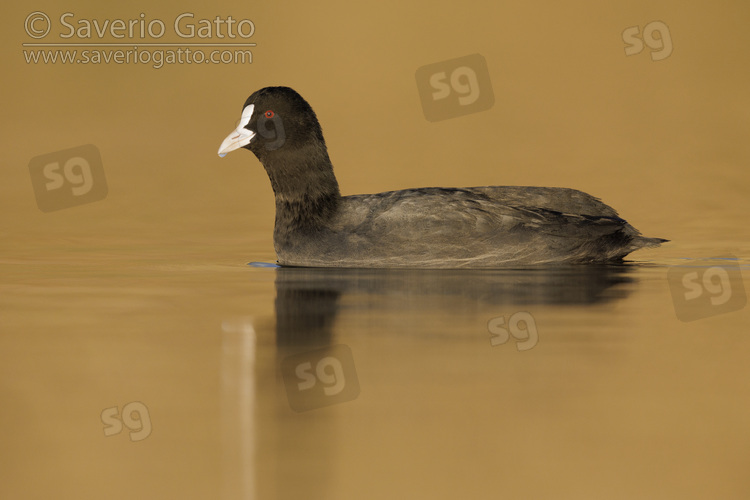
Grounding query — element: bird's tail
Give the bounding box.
[634,236,669,249]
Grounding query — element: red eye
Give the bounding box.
[265,110,274,118]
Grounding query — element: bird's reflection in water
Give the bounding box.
[273,264,638,346]
[260,264,639,499]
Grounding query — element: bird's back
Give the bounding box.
[273,186,665,268]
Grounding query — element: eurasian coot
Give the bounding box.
[218,86,665,268]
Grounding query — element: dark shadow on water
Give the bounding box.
[259,264,642,499]
[273,264,639,346]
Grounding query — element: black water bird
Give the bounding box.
[218,86,666,268]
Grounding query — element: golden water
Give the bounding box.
[3,1,750,498]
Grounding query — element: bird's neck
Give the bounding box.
[260,142,341,230]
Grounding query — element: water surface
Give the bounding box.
[2,233,748,499]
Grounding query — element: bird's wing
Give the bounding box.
[337,187,630,241]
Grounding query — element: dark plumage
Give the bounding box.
[218,86,666,268]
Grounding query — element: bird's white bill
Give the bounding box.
[218,104,256,157]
